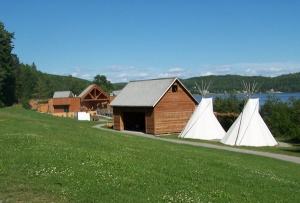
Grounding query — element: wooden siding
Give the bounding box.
[48,99,54,113]
[113,107,123,131]
[154,81,195,134]
[145,108,155,134]
[50,97,81,113]
[112,80,196,135]
[81,84,110,110]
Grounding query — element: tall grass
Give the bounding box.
[0,108,299,202]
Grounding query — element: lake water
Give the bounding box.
[194,92,300,105]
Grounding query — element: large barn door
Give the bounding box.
[123,112,145,132]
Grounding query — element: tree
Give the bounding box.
[214,94,246,131]
[260,95,300,140]
[0,22,18,107]
[15,63,38,108]
[93,74,113,93]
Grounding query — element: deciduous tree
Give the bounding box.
[93,74,113,93]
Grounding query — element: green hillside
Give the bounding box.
[181,72,300,94]
[0,108,299,202]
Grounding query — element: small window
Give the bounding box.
[64,105,69,112]
[172,85,178,92]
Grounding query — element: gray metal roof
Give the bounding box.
[110,90,122,96]
[110,78,196,107]
[53,91,73,98]
[78,84,93,98]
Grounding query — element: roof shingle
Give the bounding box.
[110,78,195,107]
[53,91,73,98]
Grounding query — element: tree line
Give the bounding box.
[182,73,300,94]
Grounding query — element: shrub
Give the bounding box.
[260,96,300,140]
[214,94,246,131]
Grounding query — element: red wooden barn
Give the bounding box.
[110,78,198,135]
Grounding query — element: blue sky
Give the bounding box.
[1,0,300,82]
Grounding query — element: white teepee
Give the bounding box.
[179,97,226,140]
[220,98,277,146]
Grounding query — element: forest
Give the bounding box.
[182,73,300,94]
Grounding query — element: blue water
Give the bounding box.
[194,92,300,105]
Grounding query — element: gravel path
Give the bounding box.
[93,124,300,164]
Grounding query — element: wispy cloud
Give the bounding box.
[200,62,300,77]
[105,65,135,72]
[213,66,231,73]
[159,67,191,78]
[57,61,300,83]
[234,62,300,76]
[200,71,214,76]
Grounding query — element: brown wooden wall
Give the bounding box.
[49,97,81,113]
[69,98,81,112]
[113,107,123,131]
[48,99,54,113]
[153,81,196,134]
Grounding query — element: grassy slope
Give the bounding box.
[0,109,299,202]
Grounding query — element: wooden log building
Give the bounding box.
[48,84,110,117]
[110,78,198,135]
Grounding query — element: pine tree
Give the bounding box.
[0,22,18,107]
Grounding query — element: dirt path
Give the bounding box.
[93,124,300,164]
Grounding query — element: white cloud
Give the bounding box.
[80,74,91,79]
[65,61,300,83]
[214,66,231,72]
[71,72,78,77]
[200,71,214,76]
[159,67,191,78]
[169,67,184,72]
[105,65,135,72]
[207,62,300,77]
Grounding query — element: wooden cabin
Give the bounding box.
[48,84,110,117]
[79,84,110,110]
[48,91,81,117]
[110,78,198,135]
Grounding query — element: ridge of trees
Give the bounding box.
[181,73,300,94]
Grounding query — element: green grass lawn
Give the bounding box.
[0,108,300,202]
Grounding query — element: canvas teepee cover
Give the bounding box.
[179,98,226,140]
[221,98,277,146]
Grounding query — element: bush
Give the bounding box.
[214,94,246,131]
[20,98,31,109]
[260,96,300,140]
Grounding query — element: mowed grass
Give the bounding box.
[0,108,300,202]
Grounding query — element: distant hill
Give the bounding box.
[44,72,300,94]
[180,72,300,94]
[44,73,92,95]
[18,64,300,104]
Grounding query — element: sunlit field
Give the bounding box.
[0,108,299,202]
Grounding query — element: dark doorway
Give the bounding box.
[123,112,145,132]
